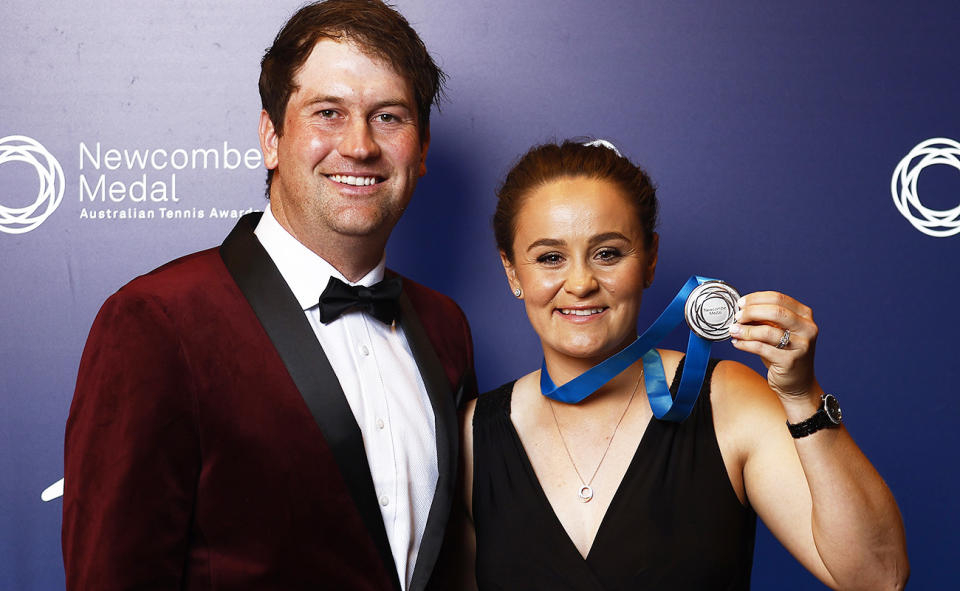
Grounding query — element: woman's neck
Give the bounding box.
[540,336,640,393]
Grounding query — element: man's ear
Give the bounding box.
[499,250,520,296]
[418,126,431,177]
[259,110,279,171]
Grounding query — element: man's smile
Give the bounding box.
[326,174,383,186]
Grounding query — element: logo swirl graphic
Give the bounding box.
[0,135,65,235]
[891,138,960,238]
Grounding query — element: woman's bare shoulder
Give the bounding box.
[710,360,789,458]
[504,370,542,421]
[711,360,782,416]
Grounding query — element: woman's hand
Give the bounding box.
[728,291,819,400]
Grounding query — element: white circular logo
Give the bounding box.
[891,137,960,238]
[0,135,65,235]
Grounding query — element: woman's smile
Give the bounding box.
[555,306,609,321]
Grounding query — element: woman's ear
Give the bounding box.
[500,250,521,297]
[644,232,659,288]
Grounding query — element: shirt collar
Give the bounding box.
[253,203,386,311]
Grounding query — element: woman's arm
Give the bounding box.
[438,401,479,591]
[724,291,908,591]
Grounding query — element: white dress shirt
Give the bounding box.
[254,205,437,590]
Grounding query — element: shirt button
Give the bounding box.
[379,495,390,507]
[376,418,385,430]
[359,344,370,356]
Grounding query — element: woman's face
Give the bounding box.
[502,176,658,368]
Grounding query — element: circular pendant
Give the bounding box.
[684,280,741,341]
[578,485,594,502]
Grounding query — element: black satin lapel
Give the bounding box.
[219,213,401,591]
[397,292,458,591]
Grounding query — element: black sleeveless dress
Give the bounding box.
[472,360,756,590]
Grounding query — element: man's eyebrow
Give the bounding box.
[298,96,414,113]
[300,95,344,109]
[371,98,413,111]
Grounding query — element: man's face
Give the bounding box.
[260,39,428,249]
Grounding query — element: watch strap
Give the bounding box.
[787,394,841,438]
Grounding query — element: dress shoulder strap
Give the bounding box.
[473,381,514,426]
[668,356,722,399]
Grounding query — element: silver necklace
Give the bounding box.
[548,369,642,503]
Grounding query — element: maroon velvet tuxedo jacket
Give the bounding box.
[63,213,477,590]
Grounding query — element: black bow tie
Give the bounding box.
[318,276,403,325]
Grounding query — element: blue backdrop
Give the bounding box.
[2,1,957,588]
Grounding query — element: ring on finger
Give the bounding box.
[776,329,791,349]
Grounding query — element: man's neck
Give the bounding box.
[308,234,386,283]
[268,208,386,283]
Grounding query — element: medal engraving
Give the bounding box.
[684,281,741,341]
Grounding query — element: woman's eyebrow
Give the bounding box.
[589,232,630,245]
[525,238,565,252]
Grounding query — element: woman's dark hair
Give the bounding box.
[259,0,446,192]
[494,139,659,261]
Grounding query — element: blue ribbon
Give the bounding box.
[540,275,719,422]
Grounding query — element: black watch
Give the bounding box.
[787,394,842,438]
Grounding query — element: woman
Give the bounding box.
[460,140,908,590]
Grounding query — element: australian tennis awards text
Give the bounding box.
[78,142,262,203]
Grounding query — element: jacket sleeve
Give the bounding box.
[454,304,478,411]
[63,289,200,590]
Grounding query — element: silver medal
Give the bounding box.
[684,280,741,341]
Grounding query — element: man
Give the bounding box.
[62,2,476,589]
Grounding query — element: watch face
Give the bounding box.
[824,394,842,424]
